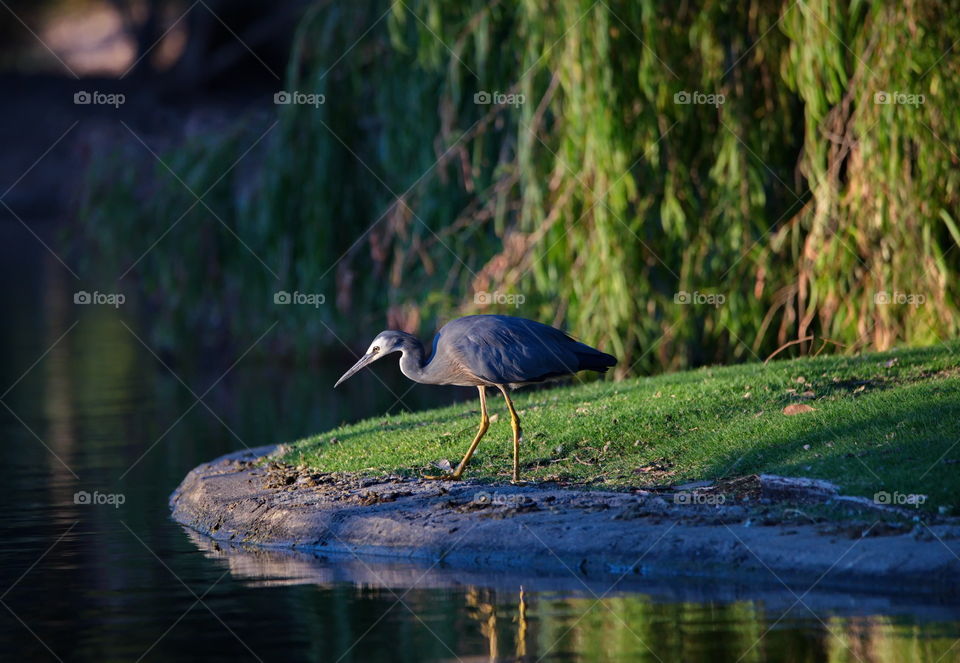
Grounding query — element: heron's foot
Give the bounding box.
[422,472,463,481]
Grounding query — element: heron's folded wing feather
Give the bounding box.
[451,320,583,384]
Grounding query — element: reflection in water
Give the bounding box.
[1,239,959,662]
[181,531,960,663]
[42,251,78,496]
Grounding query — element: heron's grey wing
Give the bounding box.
[450,318,583,384]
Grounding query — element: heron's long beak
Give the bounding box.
[334,352,377,387]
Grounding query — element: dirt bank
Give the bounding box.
[170,446,960,596]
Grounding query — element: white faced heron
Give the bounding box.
[334,314,617,481]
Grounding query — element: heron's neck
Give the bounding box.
[397,335,429,383]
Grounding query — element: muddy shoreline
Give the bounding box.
[170,446,960,597]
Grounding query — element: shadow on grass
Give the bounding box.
[699,380,960,506]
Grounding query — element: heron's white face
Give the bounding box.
[364,337,385,357]
[370,330,412,355]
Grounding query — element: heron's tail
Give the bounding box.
[574,346,617,373]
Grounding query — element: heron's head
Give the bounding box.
[334,331,411,387]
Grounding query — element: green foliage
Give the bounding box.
[77,0,960,370]
[285,342,960,512]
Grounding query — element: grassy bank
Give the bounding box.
[282,343,960,511]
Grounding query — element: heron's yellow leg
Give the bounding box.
[450,386,490,479]
[497,385,522,482]
[425,386,489,480]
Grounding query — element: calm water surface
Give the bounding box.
[3,244,960,662]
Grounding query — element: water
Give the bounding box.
[3,245,960,662]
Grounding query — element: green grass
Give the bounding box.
[281,344,960,511]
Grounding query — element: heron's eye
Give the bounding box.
[371,346,380,353]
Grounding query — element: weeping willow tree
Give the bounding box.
[78,0,960,373]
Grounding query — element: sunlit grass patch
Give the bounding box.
[283,343,960,512]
